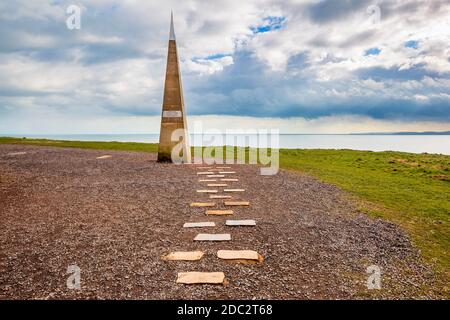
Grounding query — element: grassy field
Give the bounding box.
[279,149,449,279]
[1,137,449,284]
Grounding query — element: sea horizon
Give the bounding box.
[2,133,449,155]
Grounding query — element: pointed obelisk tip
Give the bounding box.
[169,11,176,40]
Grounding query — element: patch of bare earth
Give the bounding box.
[0,144,442,299]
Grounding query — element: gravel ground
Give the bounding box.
[0,144,442,299]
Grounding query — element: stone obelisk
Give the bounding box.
[157,12,191,163]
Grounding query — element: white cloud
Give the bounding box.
[0,0,449,134]
[184,56,234,75]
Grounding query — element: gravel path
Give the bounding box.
[0,144,441,299]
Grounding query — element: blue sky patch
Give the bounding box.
[364,48,381,56]
[405,40,419,49]
[205,53,231,60]
[251,16,285,34]
[193,53,231,61]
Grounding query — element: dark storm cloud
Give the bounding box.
[306,0,371,24]
[356,64,448,81]
[181,52,450,121]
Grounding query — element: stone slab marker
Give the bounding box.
[7,152,27,156]
[162,251,204,261]
[194,233,231,241]
[177,272,226,284]
[183,222,215,228]
[190,202,215,207]
[209,195,232,199]
[224,201,250,206]
[226,219,256,226]
[157,12,191,163]
[196,189,218,193]
[206,209,234,215]
[217,250,260,261]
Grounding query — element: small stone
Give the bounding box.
[7,152,27,156]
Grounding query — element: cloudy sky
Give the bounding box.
[0,0,449,134]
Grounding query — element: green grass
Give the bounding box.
[278,149,449,276]
[1,137,449,284]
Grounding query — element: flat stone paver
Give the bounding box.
[219,171,236,174]
[209,195,232,199]
[207,175,225,178]
[96,155,112,159]
[199,179,217,182]
[7,152,27,156]
[183,222,216,228]
[224,189,245,192]
[206,209,234,215]
[207,183,227,187]
[196,189,218,193]
[221,178,238,181]
[217,250,260,261]
[176,272,226,284]
[162,251,204,261]
[194,233,231,241]
[224,201,250,206]
[190,202,216,207]
[226,219,256,226]
[197,172,211,175]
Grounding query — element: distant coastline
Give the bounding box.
[1,134,449,155]
[2,131,450,137]
[350,131,450,135]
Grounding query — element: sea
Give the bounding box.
[3,134,450,155]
